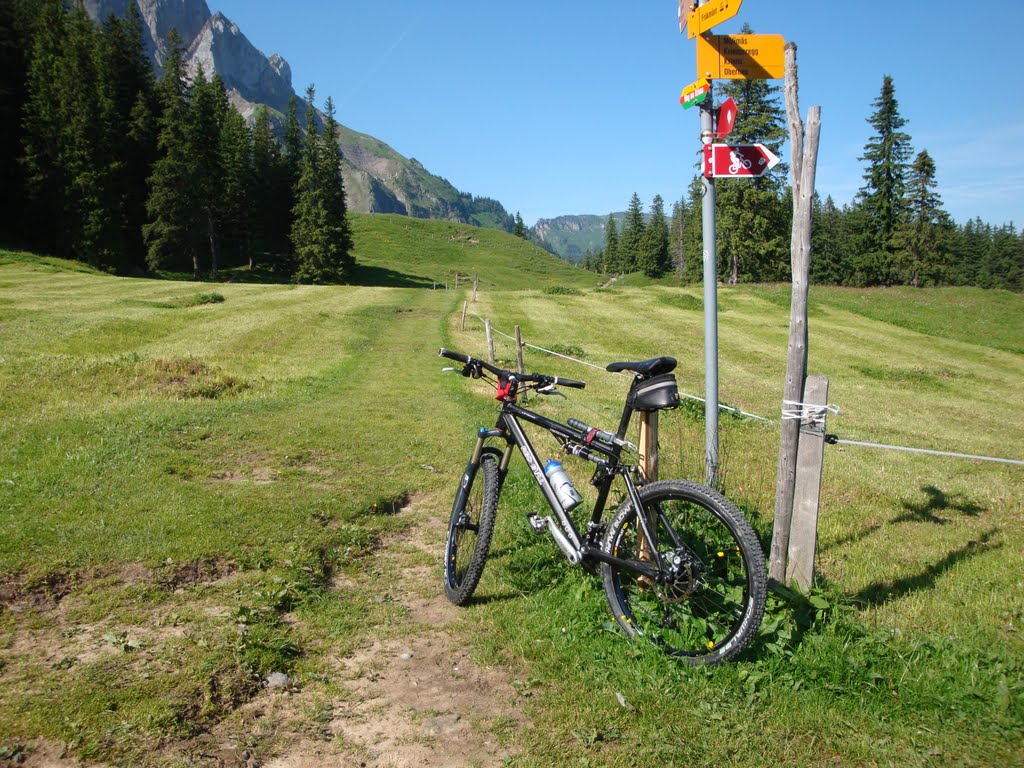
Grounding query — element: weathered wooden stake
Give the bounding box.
[514,325,527,403]
[786,375,830,592]
[769,41,822,583]
[514,325,525,375]
[485,319,495,364]
[472,274,478,302]
[638,411,659,563]
[638,413,658,481]
[460,301,468,331]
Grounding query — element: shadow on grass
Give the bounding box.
[851,528,1001,608]
[349,264,435,288]
[820,485,987,553]
[892,484,985,525]
[154,263,436,289]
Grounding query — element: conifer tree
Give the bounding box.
[20,0,68,255]
[513,212,528,239]
[681,178,705,283]
[144,29,200,274]
[219,107,253,269]
[620,192,646,273]
[894,149,951,287]
[189,67,230,276]
[810,195,852,284]
[603,214,620,274]
[639,194,669,277]
[99,3,156,270]
[291,87,353,283]
[0,0,38,245]
[250,105,285,267]
[23,1,122,264]
[856,75,913,273]
[669,198,687,280]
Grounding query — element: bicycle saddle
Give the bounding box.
[605,356,677,377]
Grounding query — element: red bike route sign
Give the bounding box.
[702,143,780,178]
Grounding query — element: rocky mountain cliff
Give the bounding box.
[83,0,511,228]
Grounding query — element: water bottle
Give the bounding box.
[544,459,582,512]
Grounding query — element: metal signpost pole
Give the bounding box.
[699,80,719,488]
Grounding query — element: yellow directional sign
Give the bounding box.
[686,0,743,40]
[696,33,785,80]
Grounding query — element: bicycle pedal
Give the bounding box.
[526,514,546,533]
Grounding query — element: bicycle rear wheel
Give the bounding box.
[601,479,766,665]
[443,449,501,605]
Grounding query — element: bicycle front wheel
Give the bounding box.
[601,479,766,665]
[443,449,501,606]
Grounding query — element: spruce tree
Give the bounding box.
[20,0,68,255]
[99,3,156,271]
[639,194,669,277]
[620,192,646,273]
[144,29,200,274]
[22,1,122,265]
[291,87,353,283]
[219,107,253,269]
[810,195,851,284]
[250,105,283,267]
[189,67,230,276]
[0,0,38,245]
[856,75,913,278]
[603,214,620,274]
[669,198,687,280]
[513,212,528,239]
[894,150,951,286]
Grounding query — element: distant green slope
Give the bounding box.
[349,213,600,291]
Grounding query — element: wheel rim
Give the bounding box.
[611,495,753,657]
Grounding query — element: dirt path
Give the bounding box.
[265,495,526,768]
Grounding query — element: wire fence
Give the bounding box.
[467,313,1024,468]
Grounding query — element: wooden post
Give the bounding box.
[472,274,478,302]
[769,42,822,583]
[485,319,495,364]
[638,413,658,481]
[637,412,659,565]
[786,375,830,592]
[460,301,468,331]
[455,273,459,288]
[515,325,527,403]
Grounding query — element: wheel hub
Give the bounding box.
[657,548,701,602]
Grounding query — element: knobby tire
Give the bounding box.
[601,479,767,665]
[443,450,501,606]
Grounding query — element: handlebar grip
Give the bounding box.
[555,377,585,390]
[438,348,470,364]
[568,418,590,432]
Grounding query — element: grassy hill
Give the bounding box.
[348,212,599,290]
[0,254,1021,765]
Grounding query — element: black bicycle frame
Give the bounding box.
[475,396,666,581]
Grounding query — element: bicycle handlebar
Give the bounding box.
[438,348,585,389]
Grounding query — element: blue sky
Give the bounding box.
[211,0,1024,228]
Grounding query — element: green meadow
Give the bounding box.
[0,220,1021,766]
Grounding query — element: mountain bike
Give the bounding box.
[439,347,767,665]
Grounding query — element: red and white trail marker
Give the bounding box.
[703,143,780,178]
